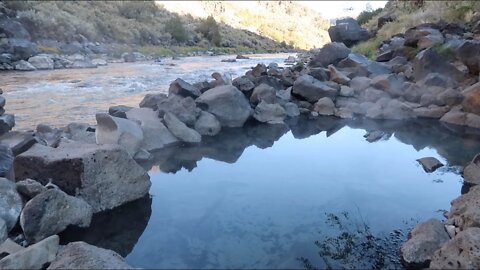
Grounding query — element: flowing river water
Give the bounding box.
[3,54,480,269]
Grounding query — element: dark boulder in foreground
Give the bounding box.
[328,17,370,47]
[14,141,151,213]
[20,189,93,244]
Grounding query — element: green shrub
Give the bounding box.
[165,15,188,43]
[196,16,221,46]
[357,8,383,25]
[351,38,381,60]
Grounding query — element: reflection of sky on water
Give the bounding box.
[126,126,462,269]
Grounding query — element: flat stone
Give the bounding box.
[416,157,444,173]
[0,131,36,156]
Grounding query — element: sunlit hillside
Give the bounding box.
[159,1,331,49]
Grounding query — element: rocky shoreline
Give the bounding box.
[1,16,480,269]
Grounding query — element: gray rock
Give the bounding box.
[108,105,133,119]
[328,17,370,47]
[64,123,96,144]
[349,76,371,93]
[70,59,97,69]
[20,189,93,244]
[413,48,465,83]
[164,112,201,143]
[339,86,354,97]
[0,238,23,256]
[417,157,444,173]
[328,65,350,85]
[0,235,59,270]
[28,55,54,70]
[309,42,351,67]
[447,185,480,230]
[457,40,480,75]
[282,102,300,117]
[464,154,480,186]
[0,17,31,39]
[0,178,22,232]
[401,218,450,268]
[437,88,463,106]
[14,60,36,71]
[36,124,62,148]
[414,106,449,119]
[440,111,467,126]
[95,113,143,156]
[277,87,292,102]
[462,82,480,115]
[8,39,38,61]
[196,85,252,128]
[168,78,201,98]
[308,67,329,81]
[156,95,199,126]
[0,218,6,243]
[139,93,168,110]
[250,83,276,104]
[14,142,151,213]
[293,74,338,103]
[16,178,47,200]
[382,99,415,120]
[251,64,267,77]
[47,241,133,269]
[361,87,390,102]
[370,74,406,98]
[337,53,391,77]
[430,227,480,269]
[0,131,36,156]
[91,58,107,66]
[466,113,480,129]
[194,111,221,136]
[313,97,335,116]
[232,76,255,93]
[253,101,286,124]
[126,108,178,151]
[211,72,232,86]
[0,145,14,180]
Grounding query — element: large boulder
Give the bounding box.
[196,85,252,128]
[139,93,167,110]
[250,83,276,104]
[0,235,59,270]
[168,78,201,98]
[253,101,286,124]
[20,189,93,244]
[462,82,480,115]
[47,241,134,269]
[0,177,22,232]
[8,38,38,61]
[404,26,444,49]
[400,218,450,268]
[292,74,338,103]
[430,227,480,269]
[370,73,406,98]
[156,95,199,126]
[464,154,480,185]
[446,185,480,230]
[328,18,371,47]
[337,53,391,77]
[14,142,151,213]
[194,111,221,136]
[163,112,201,143]
[309,42,351,67]
[413,48,465,83]
[313,97,335,116]
[28,55,54,70]
[95,113,143,157]
[457,40,480,75]
[125,108,178,151]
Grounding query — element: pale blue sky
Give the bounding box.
[298,1,388,19]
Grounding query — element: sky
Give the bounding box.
[297,1,388,20]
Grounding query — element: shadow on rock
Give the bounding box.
[59,195,152,257]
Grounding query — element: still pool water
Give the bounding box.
[61,117,480,269]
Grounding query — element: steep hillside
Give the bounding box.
[1,0,330,54]
[159,1,331,50]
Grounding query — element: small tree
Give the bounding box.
[196,15,221,46]
[165,15,188,43]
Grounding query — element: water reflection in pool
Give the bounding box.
[60,117,480,269]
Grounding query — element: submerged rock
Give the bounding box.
[416,157,444,173]
[401,218,450,268]
[47,241,133,269]
[430,227,480,269]
[20,189,93,244]
[14,142,151,213]
[0,235,59,270]
[196,85,252,128]
[0,177,22,232]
